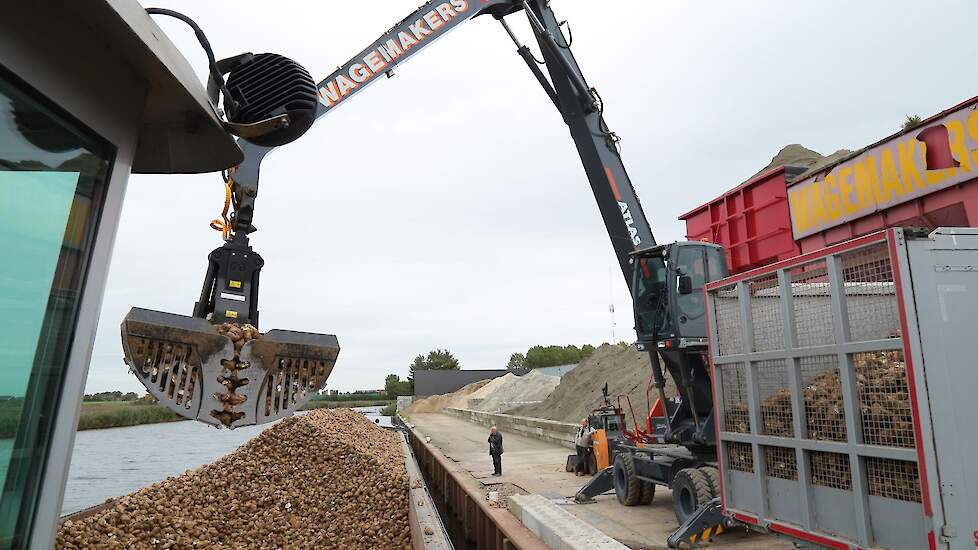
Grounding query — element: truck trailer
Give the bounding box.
[705,226,977,550]
[663,97,978,549]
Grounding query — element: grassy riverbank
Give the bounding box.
[76,398,394,429]
[0,397,397,436]
[300,399,392,410]
[78,401,185,430]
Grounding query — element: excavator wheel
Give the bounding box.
[699,466,721,499]
[613,453,642,506]
[640,480,656,505]
[671,468,712,523]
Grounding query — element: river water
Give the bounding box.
[61,406,390,516]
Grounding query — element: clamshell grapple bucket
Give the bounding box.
[121,307,338,429]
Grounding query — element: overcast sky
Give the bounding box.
[87,0,978,393]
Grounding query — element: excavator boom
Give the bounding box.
[231,0,516,234]
[121,0,706,434]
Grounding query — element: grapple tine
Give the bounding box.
[121,308,231,427]
[244,330,339,425]
[121,307,339,429]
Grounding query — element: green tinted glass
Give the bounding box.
[633,256,668,338]
[675,245,706,321]
[0,68,112,546]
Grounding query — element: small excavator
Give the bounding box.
[123,0,727,526]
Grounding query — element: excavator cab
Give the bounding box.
[630,242,727,348]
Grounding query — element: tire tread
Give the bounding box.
[614,454,642,506]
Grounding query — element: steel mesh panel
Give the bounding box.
[810,451,852,490]
[789,261,835,348]
[756,359,793,437]
[713,285,742,355]
[749,274,783,351]
[842,244,900,342]
[720,363,750,433]
[800,355,846,441]
[727,441,754,473]
[855,351,915,448]
[866,457,922,502]
[764,446,798,480]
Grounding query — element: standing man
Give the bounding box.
[574,419,595,476]
[488,426,504,476]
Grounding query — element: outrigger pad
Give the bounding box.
[121,307,339,429]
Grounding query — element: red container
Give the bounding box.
[681,166,978,275]
[681,95,978,275]
[679,166,803,274]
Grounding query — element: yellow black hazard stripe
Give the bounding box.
[689,523,724,544]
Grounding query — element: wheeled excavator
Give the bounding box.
[123,0,728,521]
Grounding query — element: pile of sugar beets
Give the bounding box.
[57,409,410,549]
[725,349,919,499]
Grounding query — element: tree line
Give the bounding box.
[385,349,460,397]
[83,391,141,402]
[506,344,596,370]
[382,343,603,397]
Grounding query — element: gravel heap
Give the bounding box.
[511,344,674,423]
[402,379,490,414]
[466,375,511,402]
[470,371,559,414]
[748,143,852,181]
[57,409,410,549]
[404,371,560,415]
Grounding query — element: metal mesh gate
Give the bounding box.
[707,232,927,549]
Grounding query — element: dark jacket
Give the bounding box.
[488,432,503,455]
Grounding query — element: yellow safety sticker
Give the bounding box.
[225,310,238,319]
[229,280,242,289]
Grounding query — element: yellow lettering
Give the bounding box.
[789,186,811,233]
[854,156,881,209]
[837,166,857,215]
[880,149,903,201]
[810,180,828,226]
[824,174,841,221]
[967,110,978,166]
[897,139,925,192]
[945,119,970,176]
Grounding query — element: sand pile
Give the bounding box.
[511,344,673,423]
[57,409,409,550]
[471,371,560,414]
[403,371,560,415]
[403,379,490,414]
[749,144,852,181]
[467,375,511,402]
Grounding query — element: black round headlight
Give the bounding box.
[224,53,318,147]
